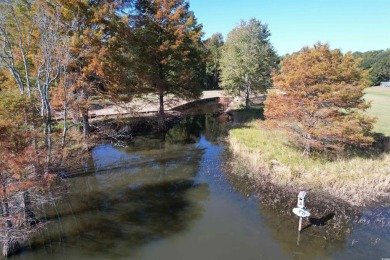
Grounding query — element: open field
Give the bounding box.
[365,86,390,136]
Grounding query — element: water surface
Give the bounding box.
[15,115,390,260]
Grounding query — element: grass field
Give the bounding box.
[227,88,390,206]
[365,86,390,136]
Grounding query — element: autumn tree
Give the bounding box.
[130,0,204,130]
[0,0,74,173]
[220,18,277,109]
[265,43,375,156]
[204,33,224,89]
[56,0,134,136]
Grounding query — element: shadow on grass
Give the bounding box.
[328,133,390,161]
[372,133,390,153]
[228,106,265,125]
[228,106,390,162]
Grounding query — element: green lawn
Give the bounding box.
[364,87,390,136]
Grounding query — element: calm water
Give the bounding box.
[14,115,390,260]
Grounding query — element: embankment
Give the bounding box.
[227,119,390,207]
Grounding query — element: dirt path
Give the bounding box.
[88,90,228,119]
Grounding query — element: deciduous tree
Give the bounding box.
[0,0,73,172]
[353,49,390,86]
[220,18,277,109]
[265,43,375,155]
[370,50,390,86]
[130,0,204,130]
[204,33,224,89]
[57,0,134,136]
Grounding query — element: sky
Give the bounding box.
[189,0,390,55]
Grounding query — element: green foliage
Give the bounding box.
[220,18,277,109]
[353,49,390,86]
[204,33,224,89]
[370,52,390,86]
[353,50,385,69]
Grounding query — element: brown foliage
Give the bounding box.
[265,43,375,155]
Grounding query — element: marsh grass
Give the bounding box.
[228,120,390,206]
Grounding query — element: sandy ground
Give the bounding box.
[87,90,228,118]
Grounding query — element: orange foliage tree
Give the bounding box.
[264,43,375,155]
[130,0,204,130]
[56,0,133,136]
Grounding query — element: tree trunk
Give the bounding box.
[245,84,250,110]
[62,104,67,149]
[158,91,165,131]
[302,133,311,157]
[1,187,21,257]
[23,191,37,226]
[81,88,90,137]
[82,111,90,137]
[43,111,52,175]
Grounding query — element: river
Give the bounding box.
[14,114,390,259]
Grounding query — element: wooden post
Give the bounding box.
[298,216,302,231]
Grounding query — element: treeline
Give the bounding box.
[0,0,208,174]
[353,49,390,86]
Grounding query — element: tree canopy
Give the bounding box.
[130,0,204,129]
[220,18,277,109]
[353,49,390,86]
[265,43,375,155]
[204,33,224,90]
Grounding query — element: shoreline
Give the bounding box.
[226,118,390,208]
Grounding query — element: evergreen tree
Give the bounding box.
[220,18,277,109]
[204,33,224,89]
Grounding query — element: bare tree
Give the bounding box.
[34,3,73,173]
[0,0,74,173]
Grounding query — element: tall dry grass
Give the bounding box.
[228,121,390,206]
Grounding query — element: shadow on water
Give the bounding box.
[28,180,209,259]
[16,114,222,259]
[0,109,228,259]
[306,213,335,228]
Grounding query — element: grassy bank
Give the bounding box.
[227,88,390,206]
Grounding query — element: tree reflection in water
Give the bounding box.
[24,115,220,258]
